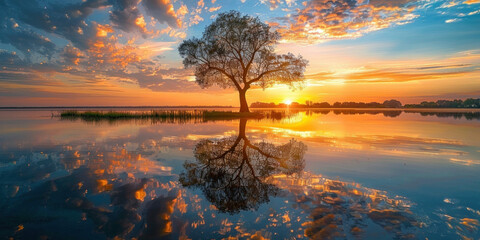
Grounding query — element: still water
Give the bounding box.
[0,109,479,239]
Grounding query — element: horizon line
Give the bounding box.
[0,106,235,109]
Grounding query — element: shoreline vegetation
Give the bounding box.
[251,98,480,109]
[56,108,480,123]
[58,110,276,123]
[0,106,234,109]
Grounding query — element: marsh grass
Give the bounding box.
[59,110,267,123]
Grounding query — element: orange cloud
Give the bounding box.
[271,0,418,43]
[208,6,222,12]
[143,0,181,28]
[464,0,480,4]
[303,49,480,84]
[263,0,282,10]
[95,24,114,38]
[344,68,470,83]
[62,45,84,66]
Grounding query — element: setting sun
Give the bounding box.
[284,99,292,105]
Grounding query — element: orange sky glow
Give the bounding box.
[0,0,479,106]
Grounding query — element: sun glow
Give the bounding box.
[284,99,292,105]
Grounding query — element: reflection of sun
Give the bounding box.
[284,99,292,105]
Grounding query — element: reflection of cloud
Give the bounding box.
[437,213,480,240]
[246,121,472,158]
[0,139,183,239]
[139,195,178,239]
[1,117,479,239]
[344,135,464,147]
[271,172,419,239]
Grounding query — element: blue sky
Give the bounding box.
[0,0,479,106]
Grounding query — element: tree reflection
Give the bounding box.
[180,118,307,213]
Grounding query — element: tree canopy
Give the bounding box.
[179,11,308,112]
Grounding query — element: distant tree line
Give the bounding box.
[404,98,480,108]
[251,99,402,108]
[251,98,480,109]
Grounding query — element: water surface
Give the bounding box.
[0,109,479,239]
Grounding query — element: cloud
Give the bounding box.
[61,45,85,66]
[1,40,198,96]
[0,0,230,105]
[445,18,461,23]
[0,50,67,88]
[307,50,480,84]
[464,0,480,4]
[433,0,480,22]
[450,158,480,166]
[4,0,181,51]
[0,50,25,69]
[262,0,282,10]
[4,0,113,50]
[184,0,206,27]
[0,2,56,58]
[468,9,480,15]
[0,55,199,96]
[176,4,189,17]
[271,0,419,43]
[111,69,200,92]
[189,14,204,26]
[208,6,222,12]
[0,24,56,59]
[305,71,335,81]
[285,0,296,7]
[344,68,470,83]
[109,0,152,36]
[142,0,181,28]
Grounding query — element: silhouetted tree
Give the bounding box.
[179,118,307,213]
[383,99,402,108]
[179,11,308,112]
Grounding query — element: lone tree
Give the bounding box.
[179,11,308,112]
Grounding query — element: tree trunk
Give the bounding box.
[239,90,250,113]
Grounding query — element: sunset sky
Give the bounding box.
[0,0,479,107]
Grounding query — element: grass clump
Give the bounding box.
[59,110,266,123]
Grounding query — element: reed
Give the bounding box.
[59,110,264,122]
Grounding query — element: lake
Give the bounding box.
[0,108,479,239]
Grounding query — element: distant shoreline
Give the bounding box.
[256,107,480,112]
[0,106,234,109]
[1,107,480,112]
